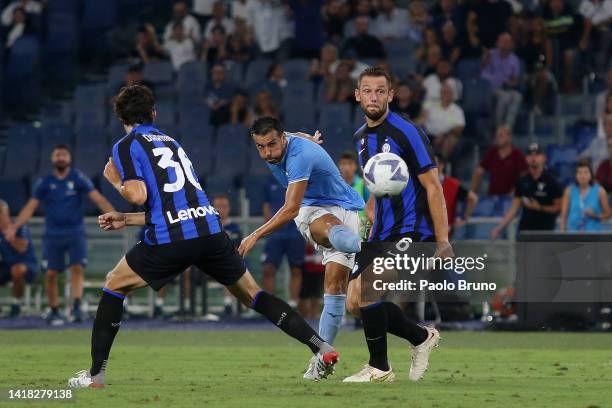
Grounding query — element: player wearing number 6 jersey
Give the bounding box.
[68,85,338,389]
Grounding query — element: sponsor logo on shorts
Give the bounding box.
[166,205,219,224]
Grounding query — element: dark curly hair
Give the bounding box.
[113,84,155,126]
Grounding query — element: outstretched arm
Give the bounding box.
[238,180,307,256]
[98,212,146,231]
[88,189,116,213]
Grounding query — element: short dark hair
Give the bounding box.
[114,85,155,126]
[576,158,595,185]
[358,66,392,88]
[53,144,71,154]
[250,116,284,137]
[338,151,358,164]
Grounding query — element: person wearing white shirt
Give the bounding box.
[163,1,202,45]
[246,0,288,55]
[5,6,26,48]
[203,1,234,40]
[423,82,465,158]
[232,0,249,20]
[579,0,612,25]
[164,22,196,71]
[422,60,462,103]
[1,0,41,27]
[192,0,216,18]
[374,0,409,40]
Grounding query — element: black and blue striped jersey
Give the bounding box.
[354,111,436,241]
[112,124,221,245]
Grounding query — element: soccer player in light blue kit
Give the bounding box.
[239,117,365,380]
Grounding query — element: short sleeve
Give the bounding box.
[400,125,436,175]
[112,138,145,182]
[75,171,95,193]
[32,178,47,200]
[286,150,314,184]
[480,149,494,170]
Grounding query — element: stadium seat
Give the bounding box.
[384,39,415,58]
[456,58,481,82]
[282,59,310,82]
[319,123,355,160]
[74,108,107,131]
[243,174,269,216]
[154,102,177,128]
[180,123,215,174]
[216,123,249,148]
[143,61,174,84]
[473,195,497,217]
[74,127,109,177]
[177,61,207,103]
[283,100,316,131]
[282,80,315,102]
[389,57,416,81]
[462,79,493,116]
[107,64,130,93]
[179,102,211,130]
[47,0,80,14]
[46,13,79,54]
[74,83,107,110]
[212,140,249,180]
[83,0,117,29]
[245,59,273,86]
[0,179,29,213]
[547,145,578,168]
[318,102,352,129]
[3,125,41,178]
[247,144,270,176]
[5,36,40,78]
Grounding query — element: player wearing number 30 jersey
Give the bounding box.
[68,85,338,389]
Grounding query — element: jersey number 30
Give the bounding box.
[152,147,202,192]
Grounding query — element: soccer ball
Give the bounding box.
[363,152,409,197]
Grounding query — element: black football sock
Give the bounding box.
[252,291,330,354]
[90,289,125,377]
[384,302,428,346]
[360,302,390,371]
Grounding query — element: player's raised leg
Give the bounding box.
[68,257,147,388]
[227,269,339,379]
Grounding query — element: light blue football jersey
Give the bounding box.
[266,134,365,211]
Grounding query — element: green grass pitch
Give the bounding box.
[0,329,610,408]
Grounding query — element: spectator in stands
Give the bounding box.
[374,0,409,41]
[491,144,562,239]
[212,194,244,316]
[343,0,377,38]
[390,82,423,123]
[201,25,229,68]
[517,16,554,115]
[132,23,165,64]
[470,126,528,195]
[436,155,478,236]
[341,16,386,60]
[231,0,249,20]
[578,0,612,72]
[481,33,522,130]
[542,0,589,93]
[308,43,339,82]
[415,27,440,66]
[440,21,461,64]
[261,175,305,309]
[205,63,236,126]
[1,0,42,27]
[4,6,30,50]
[470,0,513,49]
[595,69,612,116]
[325,61,356,103]
[417,43,442,77]
[109,63,155,107]
[423,82,465,159]
[229,90,253,126]
[431,0,462,33]
[423,59,462,103]
[265,63,288,100]
[595,122,612,192]
[339,48,371,80]
[0,200,37,318]
[226,17,256,63]
[299,244,324,319]
[597,93,612,138]
[407,1,430,43]
[322,0,350,45]
[203,1,234,41]
[458,10,484,61]
[246,0,291,59]
[164,0,202,45]
[290,0,325,59]
[584,114,612,170]
[253,89,280,120]
[163,22,197,71]
[5,145,115,325]
[560,158,610,231]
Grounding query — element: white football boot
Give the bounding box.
[409,326,440,381]
[342,364,395,383]
[68,370,105,388]
[303,350,339,381]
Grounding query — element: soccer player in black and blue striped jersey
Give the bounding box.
[68,85,338,388]
[343,67,454,383]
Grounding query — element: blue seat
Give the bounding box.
[74,83,107,109]
[74,109,106,131]
[83,0,116,29]
[154,102,177,128]
[282,59,310,82]
[389,57,416,80]
[47,0,80,14]
[5,35,40,78]
[462,79,493,115]
[282,80,315,102]
[560,95,586,116]
[179,102,211,129]
[216,124,248,148]
[0,179,28,213]
[247,145,270,176]
[212,137,249,180]
[177,61,207,102]
[283,100,316,131]
[46,13,79,54]
[107,64,130,93]
[245,59,273,86]
[143,61,174,84]
[3,125,41,178]
[319,124,355,160]
[384,39,414,58]
[75,127,109,177]
[318,102,352,129]
[244,174,269,216]
[547,145,578,168]
[456,58,481,82]
[473,196,497,217]
[180,124,215,174]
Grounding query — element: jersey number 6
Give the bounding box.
[152,147,202,192]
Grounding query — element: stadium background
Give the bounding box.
[0,0,611,319]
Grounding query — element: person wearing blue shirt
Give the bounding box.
[240,117,365,380]
[261,175,305,310]
[6,144,115,325]
[0,200,37,317]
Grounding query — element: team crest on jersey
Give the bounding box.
[67,181,74,190]
[382,143,391,152]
